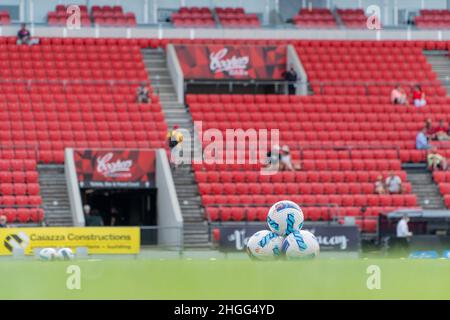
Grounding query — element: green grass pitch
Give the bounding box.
[0,257,449,299]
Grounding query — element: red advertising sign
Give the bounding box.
[175,45,287,80]
[74,149,156,189]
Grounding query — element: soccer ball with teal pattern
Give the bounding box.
[57,248,75,261]
[39,248,58,261]
[266,200,304,236]
[246,230,284,261]
[282,230,320,260]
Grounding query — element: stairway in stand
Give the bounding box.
[38,164,73,226]
[424,50,450,94]
[142,48,211,248]
[405,165,445,210]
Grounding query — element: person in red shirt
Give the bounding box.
[434,119,450,141]
[425,118,435,140]
[412,85,426,107]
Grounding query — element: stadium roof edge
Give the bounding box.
[1,25,450,41]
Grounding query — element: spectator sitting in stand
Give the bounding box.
[17,24,31,45]
[136,83,150,103]
[385,171,403,194]
[433,119,450,141]
[427,147,448,171]
[280,145,295,171]
[0,215,8,228]
[16,24,39,46]
[265,145,281,171]
[412,85,426,107]
[374,175,387,194]
[391,85,408,105]
[416,127,432,150]
[425,118,435,140]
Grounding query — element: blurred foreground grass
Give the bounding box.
[0,258,449,299]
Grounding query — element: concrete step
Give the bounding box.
[425,50,450,95]
[406,167,446,210]
[38,164,73,226]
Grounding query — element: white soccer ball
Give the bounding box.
[246,230,284,261]
[266,200,304,236]
[282,230,320,260]
[57,248,75,261]
[39,248,57,261]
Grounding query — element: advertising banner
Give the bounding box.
[175,45,287,80]
[216,223,360,252]
[0,227,140,255]
[74,149,156,189]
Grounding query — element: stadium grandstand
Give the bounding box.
[0,0,449,263]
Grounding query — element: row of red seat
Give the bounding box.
[0,208,45,224]
[293,8,337,28]
[0,50,142,63]
[1,37,450,51]
[172,6,260,28]
[0,130,164,141]
[193,160,402,171]
[0,99,160,109]
[0,95,158,105]
[0,183,40,196]
[202,194,417,207]
[0,171,39,183]
[298,46,424,54]
[0,195,42,206]
[172,7,214,28]
[0,123,165,134]
[187,93,450,105]
[305,62,431,72]
[195,170,407,183]
[337,9,371,29]
[0,43,143,54]
[207,206,396,220]
[198,182,412,195]
[189,103,450,115]
[192,111,450,123]
[217,10,260,27]
[302,53,426,62]
[0,159,37,171]
[196,124,438,136]
[0,108,163,120]
[0,72,147,81]
[415,10,450,29]
[48,5,136,27]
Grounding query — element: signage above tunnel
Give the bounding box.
[174,44,287,80]
[74,149,156,189]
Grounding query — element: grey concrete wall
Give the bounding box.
[64,149,85,227]
[1,24,450,40]
[155,149,183,248]
[166,44,184,104]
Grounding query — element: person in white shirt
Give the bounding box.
[280,145,295,171]
[385,172,403,194]
[396,214,412,238]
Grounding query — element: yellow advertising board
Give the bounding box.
[0,227,140,255]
